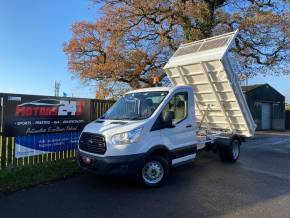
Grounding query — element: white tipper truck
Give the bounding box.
[76,30,256,187]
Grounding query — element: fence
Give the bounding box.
[0,94,114,170]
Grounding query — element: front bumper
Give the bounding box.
[76,150,146,175]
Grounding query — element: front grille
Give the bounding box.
[79,132,106,154]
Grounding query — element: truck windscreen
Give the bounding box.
[102,91,168,120]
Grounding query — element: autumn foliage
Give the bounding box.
[64,0,290,98]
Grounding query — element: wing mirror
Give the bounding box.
[162,111,175,128]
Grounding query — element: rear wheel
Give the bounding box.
[141,155,169,187]
[219,139,240,162]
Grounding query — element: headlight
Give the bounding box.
[111,128,143,145]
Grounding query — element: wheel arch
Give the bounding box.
[146,145,171,163]
[231,134,243,144]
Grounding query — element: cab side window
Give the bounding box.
[162,92,188,124]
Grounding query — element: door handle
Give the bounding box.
[186,124,192,128]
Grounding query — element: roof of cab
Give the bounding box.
[126,86,172,94]
[126,85,194,94]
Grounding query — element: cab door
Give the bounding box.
[159,89,196,153]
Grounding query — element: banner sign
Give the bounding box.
[3,94,91,137]
[15,132,80,158]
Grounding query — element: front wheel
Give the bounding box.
[141,156,169,187]
[219,139,240,162]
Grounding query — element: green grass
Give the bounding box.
[0,159,80,193]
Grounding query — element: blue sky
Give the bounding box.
[0,0,289,102]
[0,0,98,98]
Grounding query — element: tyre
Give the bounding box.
[141,155,169,187]
[219,139,240,162]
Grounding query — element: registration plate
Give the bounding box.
[81,156,92,164]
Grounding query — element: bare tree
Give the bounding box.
[64,0,289,98]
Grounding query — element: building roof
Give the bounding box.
[241,84,266,93]
[242,83,285,99]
